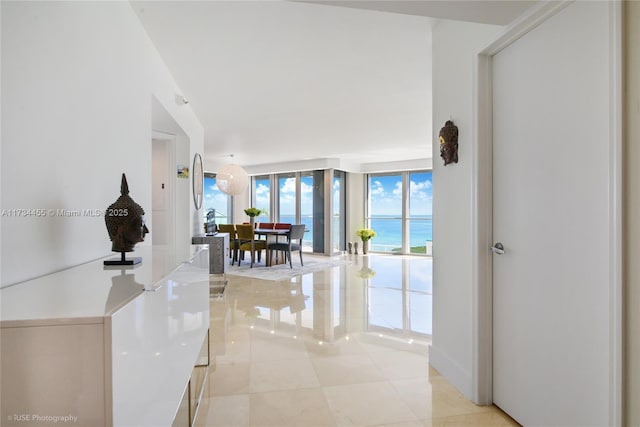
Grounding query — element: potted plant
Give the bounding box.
[244,207,263,226]
[356,228,376,254]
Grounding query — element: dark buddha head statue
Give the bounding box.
[105,174,149,253]
[439,120,459,166]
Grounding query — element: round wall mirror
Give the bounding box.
[192,153,203,210]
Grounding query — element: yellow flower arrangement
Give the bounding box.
[356,228,376,241]
[244,207,263,217]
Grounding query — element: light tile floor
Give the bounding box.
[195,254,519,427]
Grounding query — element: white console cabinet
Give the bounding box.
[0,247,210,426]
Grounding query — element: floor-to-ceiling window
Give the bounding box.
[277,172,296,224]
[203,173,230,226]
[277,172,317,251]
[253,170,336,253]
[407,171,433,254]
[253,175,271,222]
[300,172,314,249]
[367,173,403,252]
[333,171,346,253]
[366,170,432,255]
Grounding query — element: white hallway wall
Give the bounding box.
[1,2,204,286]
[430,19,501,398]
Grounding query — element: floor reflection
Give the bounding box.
[197,254,518,427]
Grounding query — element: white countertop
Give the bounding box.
[0,246,196,324]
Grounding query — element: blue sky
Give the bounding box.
[205,171,432,220]
[369,172,432,216]
[204,176,228,216]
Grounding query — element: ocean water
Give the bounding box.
[277,215,433,253]
[367,218,432,252]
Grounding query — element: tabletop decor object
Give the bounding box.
[104,173,149,265]
[244,207,263,227]
[356,228,376,254]
[205,209,218,234]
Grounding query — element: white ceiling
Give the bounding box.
[132,1,536,172]
[298,0,537,25]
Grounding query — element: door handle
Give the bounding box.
[490,242,505,255]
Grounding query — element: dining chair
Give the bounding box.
[217,224,240,265]
[267,224,306,268]
[236,224,266,268]
[256,222,275,241]
[273,223,291,244]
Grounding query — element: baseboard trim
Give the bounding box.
[429,344,474,402]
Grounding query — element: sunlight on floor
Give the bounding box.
[195,253,518,426]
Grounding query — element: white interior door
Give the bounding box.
[491,2,612,425]
[152,136,176,270]
[152,138,170,245]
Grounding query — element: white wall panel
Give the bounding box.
[430,19,501,399]
[1,2,204,286]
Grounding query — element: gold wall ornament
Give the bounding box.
[439,120,459,166]
[104,173,149,265]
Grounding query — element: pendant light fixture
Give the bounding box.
[216,154,249,196]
